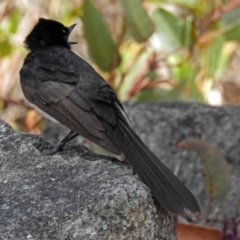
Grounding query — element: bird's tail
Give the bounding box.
[113,120,200,214]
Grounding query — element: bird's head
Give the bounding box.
[24,18,77,51]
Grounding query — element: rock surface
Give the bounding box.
[1,101,240,239]
[0,117,175,240]
[123,102,240,222]
[44,101,240,222]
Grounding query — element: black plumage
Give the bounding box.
[20,18,200,214]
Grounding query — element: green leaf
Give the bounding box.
[202,35,229,79]
[8,10,21,34]
[221,6,240,41]
[180,16,193,47]
[221,5,240,26]
[0,99,4,110]
[135,85,203,102]
[82,0,119,71]
[149,0,215,15]
[165,0,199,9]
[169,54,204,101]
[135,88,170,101]
[0,39,12,57]
[153,8,183,53]
[118,46,150,99]
[178,138,231,199]
[120,0,154,42]
[147,0,198,9]
[169,54,195,81]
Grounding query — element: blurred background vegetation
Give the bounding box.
[1,0,240,133]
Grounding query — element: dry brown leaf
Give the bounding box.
[177,223,223,240]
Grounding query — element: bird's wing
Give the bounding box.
[21,61,121,154]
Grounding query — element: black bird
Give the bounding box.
[20,18,200,215]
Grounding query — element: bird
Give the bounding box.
[19,18,200,215]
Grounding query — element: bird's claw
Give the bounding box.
[35,142,74,155]
[41,144,63,155]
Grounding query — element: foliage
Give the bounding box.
[177,137,238,240]
[178,138,231,201]
[1,0,240,130]
[2,0,240,105]
[0,0,239,125]
[79,0,240,102]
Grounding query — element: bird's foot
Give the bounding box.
[35,142,74,155]
[41,143,63,155]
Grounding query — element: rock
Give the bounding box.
[44,101,240,223]
[0,118,175,240]
[123,101,240,225]
[2,100,240,239]
[122,102,240,220]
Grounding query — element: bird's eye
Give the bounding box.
[62,28,67,34]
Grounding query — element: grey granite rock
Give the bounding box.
[125,102,240,225]
[0,118,175,240]
[2,100,240,239]
[43,101,240,223]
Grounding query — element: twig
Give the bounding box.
[0,96,32,110]
[200,0,240,33]
[125,52,158,100]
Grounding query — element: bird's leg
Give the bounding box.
[59,130,79,145]
[42,130,79,155]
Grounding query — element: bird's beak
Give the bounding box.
[68,23,77,34]
[68,23,78,45]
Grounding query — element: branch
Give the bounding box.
[0,96,32,110]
